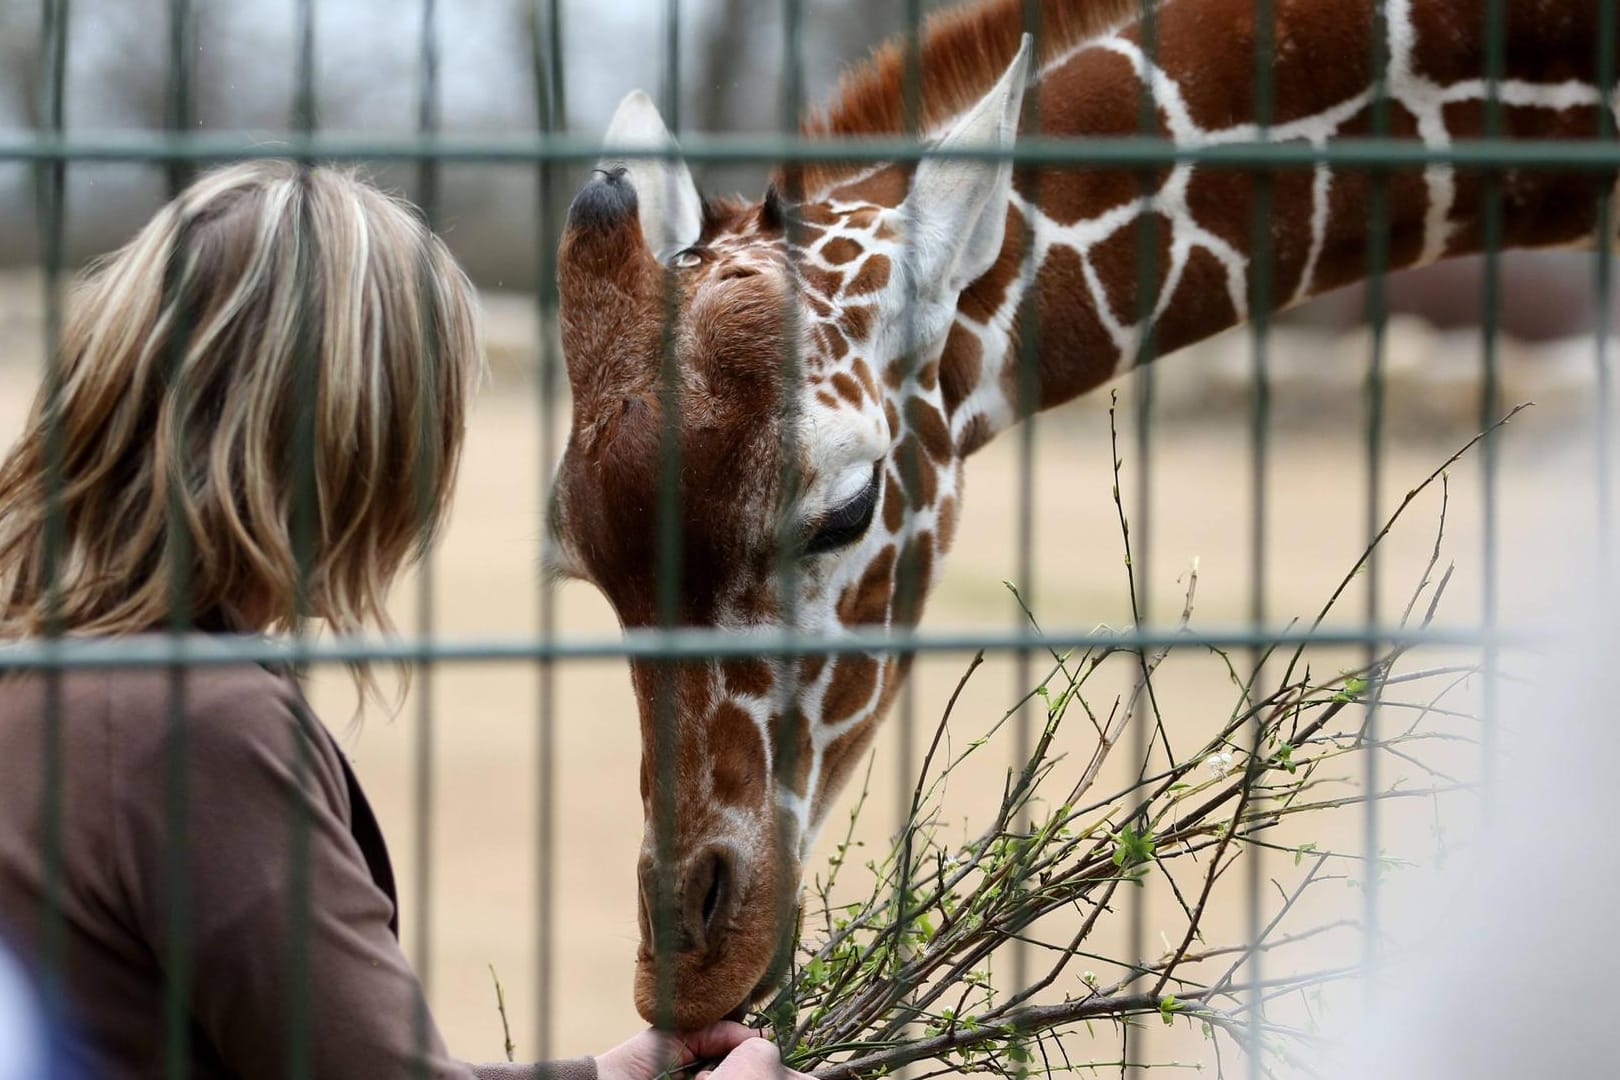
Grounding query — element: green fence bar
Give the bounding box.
[5,132,1620,170]
[529,0,566,1063]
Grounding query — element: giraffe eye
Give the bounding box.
[673,248,704,269]
[804,465,881,557]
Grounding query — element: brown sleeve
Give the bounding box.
[105,666,589,1080]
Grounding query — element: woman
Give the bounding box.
[0,162,803,1080]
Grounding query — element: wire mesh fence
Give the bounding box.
[1,0,1617,1078]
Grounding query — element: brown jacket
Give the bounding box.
[0,659,594,1080]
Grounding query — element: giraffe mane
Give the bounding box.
[793,0,1147,196]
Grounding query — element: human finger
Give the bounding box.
[675,1021,762,1063]
[708,1037,783,1079]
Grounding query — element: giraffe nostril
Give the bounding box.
[701,863,725,929]
[719,266,758,282]
[684,845,737,953]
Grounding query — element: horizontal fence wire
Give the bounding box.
[0,625,1538,671]
[4,133,1620,169]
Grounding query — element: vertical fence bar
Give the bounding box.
[33,0,70,1024]
[649,0,684,1031]
[165,0,194,196]
[159,0,201,1073]
[1597,0,1617,583]
[1360,0,1393,1012]
[773,5,812,1070]
[890,0,923,1050]
[293,0,316,137]
[1479,0,1506,814]
[288,4,318,1079]
[529,0,566,1063]
[1125,1,1161,1074]
[1244,1,1275,1073]
[285,187,321,1080]
[1009,0,1041,1006]
[412,0,442,1072]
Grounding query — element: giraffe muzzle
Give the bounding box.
[632,833,794,1029]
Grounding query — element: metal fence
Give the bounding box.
[5,0,1618,1078]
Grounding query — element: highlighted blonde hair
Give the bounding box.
[0,161,481,651]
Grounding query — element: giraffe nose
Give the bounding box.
[637,844,742,957]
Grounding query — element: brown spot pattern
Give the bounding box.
[723,659,774,698]
[821,237,862,265]
[894,434,938,511]
[904,397,951,462]
[957,204,1027,322]
[936,494,959,553]
[838,544,896,626]
[939,322,983,416]
[710,702,763,806]
[839,304,875,342]
[851,358,878,400]
[892,532,934,627]
[957,414,993,457]
[769,709,814,794]
[822,656,880,725]
[847,255,892,295]
[830,372,865,407]
[881,474,904,534]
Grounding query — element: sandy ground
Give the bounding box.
[1,306,1614,1069]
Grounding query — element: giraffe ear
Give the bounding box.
[600,90,704,263]
[901,34,1031,294]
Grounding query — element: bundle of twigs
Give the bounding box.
[757,399,1510,1079]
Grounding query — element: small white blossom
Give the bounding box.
[1206,751,1235,778]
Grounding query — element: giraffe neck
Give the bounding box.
[939,0,1618,453]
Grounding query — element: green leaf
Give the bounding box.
[1111,824,1157,869]
[1159,994,1182,1026]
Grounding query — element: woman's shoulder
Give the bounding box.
[0,660,325,774]
[100,662,325,762]
[100,662,353,836]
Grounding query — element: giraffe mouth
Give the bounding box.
[722,959,789,1025]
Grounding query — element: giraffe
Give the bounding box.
[549,0,1618,1029]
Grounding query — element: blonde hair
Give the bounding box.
[0,161,481,657]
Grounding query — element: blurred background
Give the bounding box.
[0,0,1616,1072]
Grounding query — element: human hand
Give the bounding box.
[594,1023,812,1080]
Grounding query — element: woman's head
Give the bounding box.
[0,160,482,640]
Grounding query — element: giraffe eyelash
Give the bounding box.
[803,464,881,557]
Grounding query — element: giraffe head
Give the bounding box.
[549,41,1029,1029]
